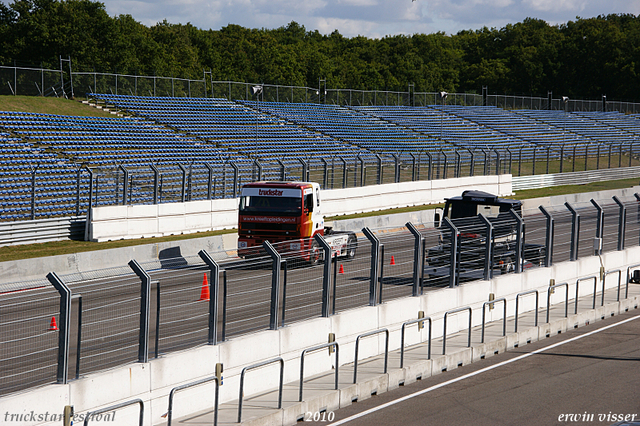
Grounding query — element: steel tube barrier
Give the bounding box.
[281,260,288,326]
[575,276,597,314]
[442,307,472,355]
[46,272,71,384]
[515,290,539,332]
[221,270,228,341]
[565,202,581,261]
[263,241,283,330]
[509,209,523,273]
[603,269,622,303]
[613,196,627,251]
[378,243,385,304]
[362,227,381,306]
[406,222,423,297]
[84,398,144,426]
[442,218,460,288]
[478,214,494,280]
[539,206,554,267]
[153,280,160,358]
[71,294,83,379]
[400,317,432,368]
[546,282,569,323]
[481,298,506,343]
[353,329,389,384]
[198,250,220,345]
[167,376,219,426]
[315,233,334,317]
[299,342,339,401]
[626,263,640,299]
[128,260,151,363]
[591,199,604,256]
[238,357,285,423]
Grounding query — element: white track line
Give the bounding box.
[328,313,640,426]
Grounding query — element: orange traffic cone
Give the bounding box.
[199,273,210,301]
[339,264,344,274]
[390,255,396,265]
[49,316,58,331]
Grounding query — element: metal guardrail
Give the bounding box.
[83,398,144,426]
[237,357,284,423]
[512,166,640,191]
[0,216,84,245]
[167,376,219,426]
[353,329,389,384]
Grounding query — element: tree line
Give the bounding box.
[1,0,639,100]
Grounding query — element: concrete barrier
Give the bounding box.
[4,244,640,426]
[87,175,512,242]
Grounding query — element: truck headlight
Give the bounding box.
[238,241,247,248]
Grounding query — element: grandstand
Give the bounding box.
[1,93,640,225]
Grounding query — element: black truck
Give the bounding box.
[424,190,545,284]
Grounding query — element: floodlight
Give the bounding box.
[252,85,263,96]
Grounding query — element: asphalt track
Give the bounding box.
[326,310,640,426]
[1,200,637,397]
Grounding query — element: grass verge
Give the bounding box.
[0,177,638,262]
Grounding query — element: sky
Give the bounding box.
[95,0,640,38]
[2,0,639,38]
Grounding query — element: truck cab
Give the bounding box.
[237,181,355,263]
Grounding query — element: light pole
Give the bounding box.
[252,85,263,179]
[439,91,448,140]
[562,96,569,170]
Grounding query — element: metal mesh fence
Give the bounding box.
[377,230,416,302]
[276,239,325,325]
[139,255,210,354]
[333,235,372,312]
[623,198,640,249]
[58,265,141,375]
[0,281,59,396]
[219,255,273,339]
[522,211,549,269]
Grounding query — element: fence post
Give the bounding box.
[149,164,160,204]
[410,153,418,181]
[178,164,187,202]
[442,218,459,287]
[298,158,308,182]
[276,159,286,181]
[30,163,38,220]
[314,234,333,317]
[204,163,214,200]
[340,156,347,188]
[392,154,400,183]
[406,222,423,297]
[564,202,580,261]
[425,151,432,180]
[321,158,328,188]
[46,272,71,384]
[230,161,239,197]
[590,199,604,256]
[362,227,381,305]
[128,260,151,363]
[376,153,383,184]
[263,241,283,330]
[357,154,365,186]
[539,206,554,267]
[198,250,220,345]
[509,209,523,273]
[613,196,626,251]
[119,165,129,205]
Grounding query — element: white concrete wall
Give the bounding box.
[3,244,639,426]
[87,175,512,242]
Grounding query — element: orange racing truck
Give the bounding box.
[237,181,357,264]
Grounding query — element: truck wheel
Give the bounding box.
[309,240,322,266]
[345,235,357,260]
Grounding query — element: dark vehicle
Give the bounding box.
[425,190,545,284]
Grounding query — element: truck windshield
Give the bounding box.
[239,195,302,215]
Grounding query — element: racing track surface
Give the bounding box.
[1,199,639,396]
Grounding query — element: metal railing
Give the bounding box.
[353,329,389,384]
[237,357,284,423]
[3,191,640,396]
